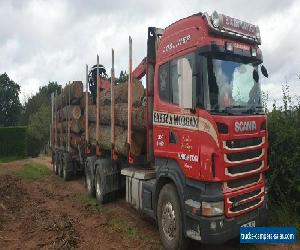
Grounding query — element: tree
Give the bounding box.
[118,70,128,83]
[22,81,61,124]
[0,73,22,126]
[27,105,51,156]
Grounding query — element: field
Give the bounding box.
[0,157,298,250]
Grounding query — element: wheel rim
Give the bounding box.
[162,201,176,241]
[96,175,102,199]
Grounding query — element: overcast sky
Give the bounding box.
[1,0,300,105]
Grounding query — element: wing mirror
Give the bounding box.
[253,69,259,83]
[261,65,268,78]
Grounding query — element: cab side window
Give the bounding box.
[158,52,196,108]
[159,62,169,102]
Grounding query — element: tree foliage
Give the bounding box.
[117,70,128,83]
[0,73,22,126]
[22,81,61,124]
[23,81,61,156]
[27,105,51,156]
[265,84,300,231]
[0,126,27,157]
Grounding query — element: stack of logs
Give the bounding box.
[56,80,146,156]
[56,81,88,151]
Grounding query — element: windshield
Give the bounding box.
[203,55,263,114]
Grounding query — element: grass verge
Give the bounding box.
[0,155,24,163]
[109,218,161,247]
[75,193,101,211]
[15,163,50,180]
[110,219,139,240]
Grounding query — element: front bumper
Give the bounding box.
[185,201,268,244]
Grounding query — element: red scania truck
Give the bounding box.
[51,11,269,249]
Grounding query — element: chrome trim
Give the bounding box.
[223,137,265,151]
[224,173,262,191]
[224,149,265,164]
[225,161,264,177]
[228,196,264,216]
[227,187,264,205]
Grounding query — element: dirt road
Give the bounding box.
[0,157,298,250]
[0,157,161,249]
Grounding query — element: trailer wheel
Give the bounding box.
[157,183,189,250]
[58,153,63,177]
[63,154,73,181]
[53,160,58,175]
[53,152,59,175]
[85,159,95,196]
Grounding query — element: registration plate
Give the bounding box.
[241,220,255,227]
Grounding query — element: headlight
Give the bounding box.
[202,201,224,216]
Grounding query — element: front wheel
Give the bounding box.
[157,183,189,250]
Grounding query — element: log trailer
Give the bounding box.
[51,11,269,249]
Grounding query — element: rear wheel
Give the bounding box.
[157,183,189,250]
[58,155,63,177]
[54,161,58,175]
[95,166,111,204]
[95,166,104,203]
[85,159,95,196]
[52,152,58,175]
[63,154,73,181]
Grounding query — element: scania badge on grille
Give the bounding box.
[235,121,257,133]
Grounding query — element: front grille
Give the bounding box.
[227,174,260,189]
[229,189,261,204]
[227,149,262,162]
[226,137,262,149]
[227,161,262,175]
[230,198,261,212]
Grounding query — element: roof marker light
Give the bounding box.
[225,42,233,52]
[205,12,261,45]
[251,47,257,57]
[211,11,221,28]
[255,26,261,42]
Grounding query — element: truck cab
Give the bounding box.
[123,11,269,248]
[50,10,269,250]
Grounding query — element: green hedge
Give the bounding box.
[0,126,27,157]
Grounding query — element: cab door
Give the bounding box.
[154,52,201,179]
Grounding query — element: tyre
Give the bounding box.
[53,160,59,175]
[95,165,108,204]
[85,158,95,197]
[95,166,104,203]
[95,159,118,204]
[52,152,59,175]
[58,154,63,177]
[63,154,73,181]
[157,183,189,250]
